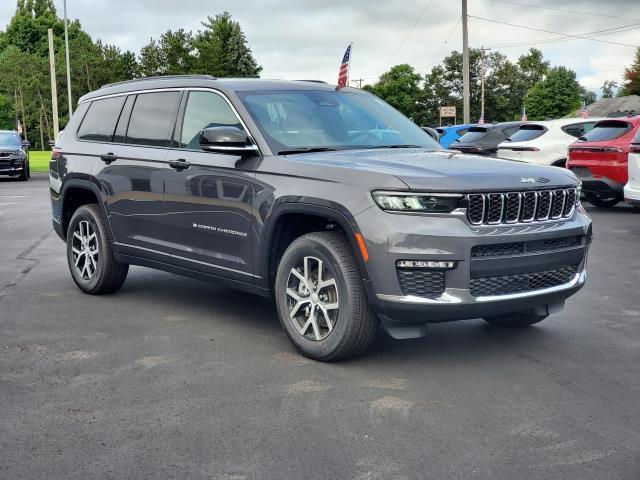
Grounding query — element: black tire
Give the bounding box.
[584,192,620,208]
[18,160,28,181]
[484,311,548,328]
[66,204,128,294]
[275,231,378,361]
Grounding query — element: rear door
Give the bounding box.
[163,89,257,283]
[97,90,182,259]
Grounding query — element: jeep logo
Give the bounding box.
[520,177,536,183]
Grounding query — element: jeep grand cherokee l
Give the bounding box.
[49,75,592,361]
[0,130,30,180]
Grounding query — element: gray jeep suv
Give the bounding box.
[49,75,592,360]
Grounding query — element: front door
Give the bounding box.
[163,90,256,283]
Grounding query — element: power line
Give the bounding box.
[469,15,640,48]
[489,23,640,49]
[387,0,434,67]
[490,0,640,22]
[414,18,462,71]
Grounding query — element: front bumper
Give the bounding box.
[356,204,592,324]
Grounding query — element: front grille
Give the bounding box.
[469,265,578,297]
[466,188,578,226]
[397,269,445,298]
[471,242,524,257]
[541,235,579,251]
[0,151,12,158]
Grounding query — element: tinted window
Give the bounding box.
[456,127,489,143]
[126,92,181,147]
[113,95,135,144]
[562,122,596,138]
[634,127,640,143]
[582,121,633,141]
[508,124,547,142]
[455,128,470,136]
[502,126,519,137]
[180,91,243,149]
[77,96,126,142]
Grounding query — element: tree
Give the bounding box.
[601,80,619,98]
[193,12,261,77]
[621,47,640,95]
[524,66,582,120]
[364,64,422,119]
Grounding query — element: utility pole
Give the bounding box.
[47,28,60,141]
[462,0,470,124]
[351,78,364,89]
[479,46,491,124]
[63,0,73,117]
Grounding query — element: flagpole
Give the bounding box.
[63,0,73,117]
[348,41,353,87]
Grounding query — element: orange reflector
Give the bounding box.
[355,233,369,262]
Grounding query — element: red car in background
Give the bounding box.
[567,116,640,208]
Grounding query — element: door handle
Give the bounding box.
[169,159,190,171]
[100,152,117,164]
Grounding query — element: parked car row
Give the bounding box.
[435,116,640,209]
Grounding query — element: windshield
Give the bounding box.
[0,132,21,147]
[456,127,489,143]
[237,90,441,154]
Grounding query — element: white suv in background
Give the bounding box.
[497,118,601,167]
[624,134,640,207]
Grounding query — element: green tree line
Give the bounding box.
[0,1,261,149]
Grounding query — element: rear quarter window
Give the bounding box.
[457,127,489,143]
[582,121,633,141]
[508,125,547,142]
[77,96,126,142]
[562,122,596,138]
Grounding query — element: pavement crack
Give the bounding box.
[0,231,52,298]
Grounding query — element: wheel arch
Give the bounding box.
[59,179,111,240]
[258,201,372,292]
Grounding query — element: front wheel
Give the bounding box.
[275,231,378,361]
[18,161,28,181]
[484,311,548,328]
[585,192,620,208]
[66,204,129,294]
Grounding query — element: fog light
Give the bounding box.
[396,260,456,269]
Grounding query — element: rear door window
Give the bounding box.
[582,121,633,141]
[508,124,547,142]
[502,126,520,137]
[457,127,489,143]
[125,91,182,147]
[77,96,126,142]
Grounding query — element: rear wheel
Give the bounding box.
[585,192,620,208]
[66,204,128,294]
[484,311,548,328]
[275,231,377,361]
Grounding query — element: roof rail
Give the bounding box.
[295,79,328,84]
[100,74,217,89]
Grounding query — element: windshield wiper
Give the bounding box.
[367,144,423,149]
[277,147,340,155]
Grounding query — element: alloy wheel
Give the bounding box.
[286,256,339,341]
[71,220,99,280]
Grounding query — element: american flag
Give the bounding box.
[521,106,527,122]
[581,103,589,119]
[478,112,484,125]
[337,44,352,88]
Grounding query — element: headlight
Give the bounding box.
[372,191,462,213]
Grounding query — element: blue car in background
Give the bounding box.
[436,123,477,148]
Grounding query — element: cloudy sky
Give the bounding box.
[1,0,637,94]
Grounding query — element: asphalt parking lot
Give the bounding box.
[1,173,639,479]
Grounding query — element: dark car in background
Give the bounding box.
[0,130,30,181]
[436,123,477,148]
[450,121,524,156]
[567,116,640,208]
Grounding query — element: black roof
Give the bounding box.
[80,75,350,103]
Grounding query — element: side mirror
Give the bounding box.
[199,126,258,156]
[22,140,31,149]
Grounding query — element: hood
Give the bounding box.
[288,148,579,192]
[0,147,23,153]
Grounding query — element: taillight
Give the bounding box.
[630,143,640,154]
[602,147,624,153]
[51,147,61,160]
